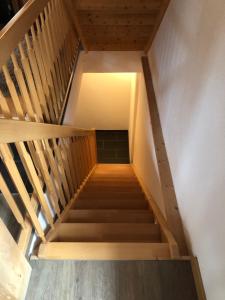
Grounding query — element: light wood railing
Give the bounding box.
[0,119,97,243]
[0,0,79,124]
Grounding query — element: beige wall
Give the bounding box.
[149,0,225,299]
[63,56,83,125]
[64,50,165,211]
[80,51,143,73]
[64,51,142,126]
[71,73,133,130]
[131,73,165,213]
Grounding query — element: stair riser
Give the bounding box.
[64,210,154,223]
[38,243,171,260]
[50,223,161,243]
[79,194,146,200]
[73,200,149,209]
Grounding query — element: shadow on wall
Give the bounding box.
[149,0,225,298]
[149,0,224,255]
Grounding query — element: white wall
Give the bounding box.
[63,55,83,125]
[72,73,133,129]
[131,73,165,213]
[149,0,225,299]
[64,50,165,211]
[63,51,142,125]
[80,51,143,73]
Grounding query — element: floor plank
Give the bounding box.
[26,260,198,300]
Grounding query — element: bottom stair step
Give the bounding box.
[64,209,154,223]
[48,223,161,242]
[38,242,170,260]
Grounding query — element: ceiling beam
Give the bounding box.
[78,13,157,26]
[144,0,171,53]
[63,0,88,51]
[76,0,161,11]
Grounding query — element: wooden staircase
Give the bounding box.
[37,164,177,260]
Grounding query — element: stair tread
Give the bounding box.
[36,164,174,261]
[38,242,170,259]
[73,198,149,209]
[49,223,161,242]
[84,186,142,191]
[79,193,145,200]
[90,175,137,179]
[64,209,154,223]
[89,181,139,185]
[80,190,144,195]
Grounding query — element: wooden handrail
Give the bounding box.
[0,128,97,243]
[0,0,48,66]
[132,164,180,257]
[141,56,187,255]
[0,119,93,143]
[0,0,79,124]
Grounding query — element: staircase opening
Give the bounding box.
[96,130,129,164]
[64,71,138,164]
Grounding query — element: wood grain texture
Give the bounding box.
[48,223,161,242]
[37,163,179,260]
[0,0,79,123]
[0,219,31,300]
[141,56,188,255]
[73,0,170,50]
[26,260,198,300]
[64,209,154,223]
[0,119,93,143]
[38,242,170,260]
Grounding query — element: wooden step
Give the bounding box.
[48,223,161,242]
[94,164,132,171]
[84,186,142,193]
[64,209,154,223]
[86,181,141,187]
[38,242,170,260]
[88,176,138,184]
[73,198,149,209]
[79,191,145,200]
[90,174,137,181]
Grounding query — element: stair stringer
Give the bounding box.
[131,164,180,258]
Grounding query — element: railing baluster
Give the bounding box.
[58,138,74,196]
[52,138,71,201]
[33,140,61,217]
[2,64,24,119]
[0,173,25,229]
[43,139,66,208]
[0,143,46,241]
[18,42,44,122]
[15,141,54,227]
[25,33,51,123]
[0,90,11,118]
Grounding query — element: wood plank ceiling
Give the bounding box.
[72,0,170,51]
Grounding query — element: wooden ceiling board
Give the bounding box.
[73,0,171,51]
[75,0,162,11]
[82,25,154,38]
[78,13,158,26]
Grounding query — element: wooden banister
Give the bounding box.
[0,0,49,66]
[141,56,187,255]
[0,0,80,124]
[0,119,97,246]
[132,164,180,258]
[0,119,93,143]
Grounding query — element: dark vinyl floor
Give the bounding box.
[26,260,198,300]
[96,130,130,164]
[0,194,22,242]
